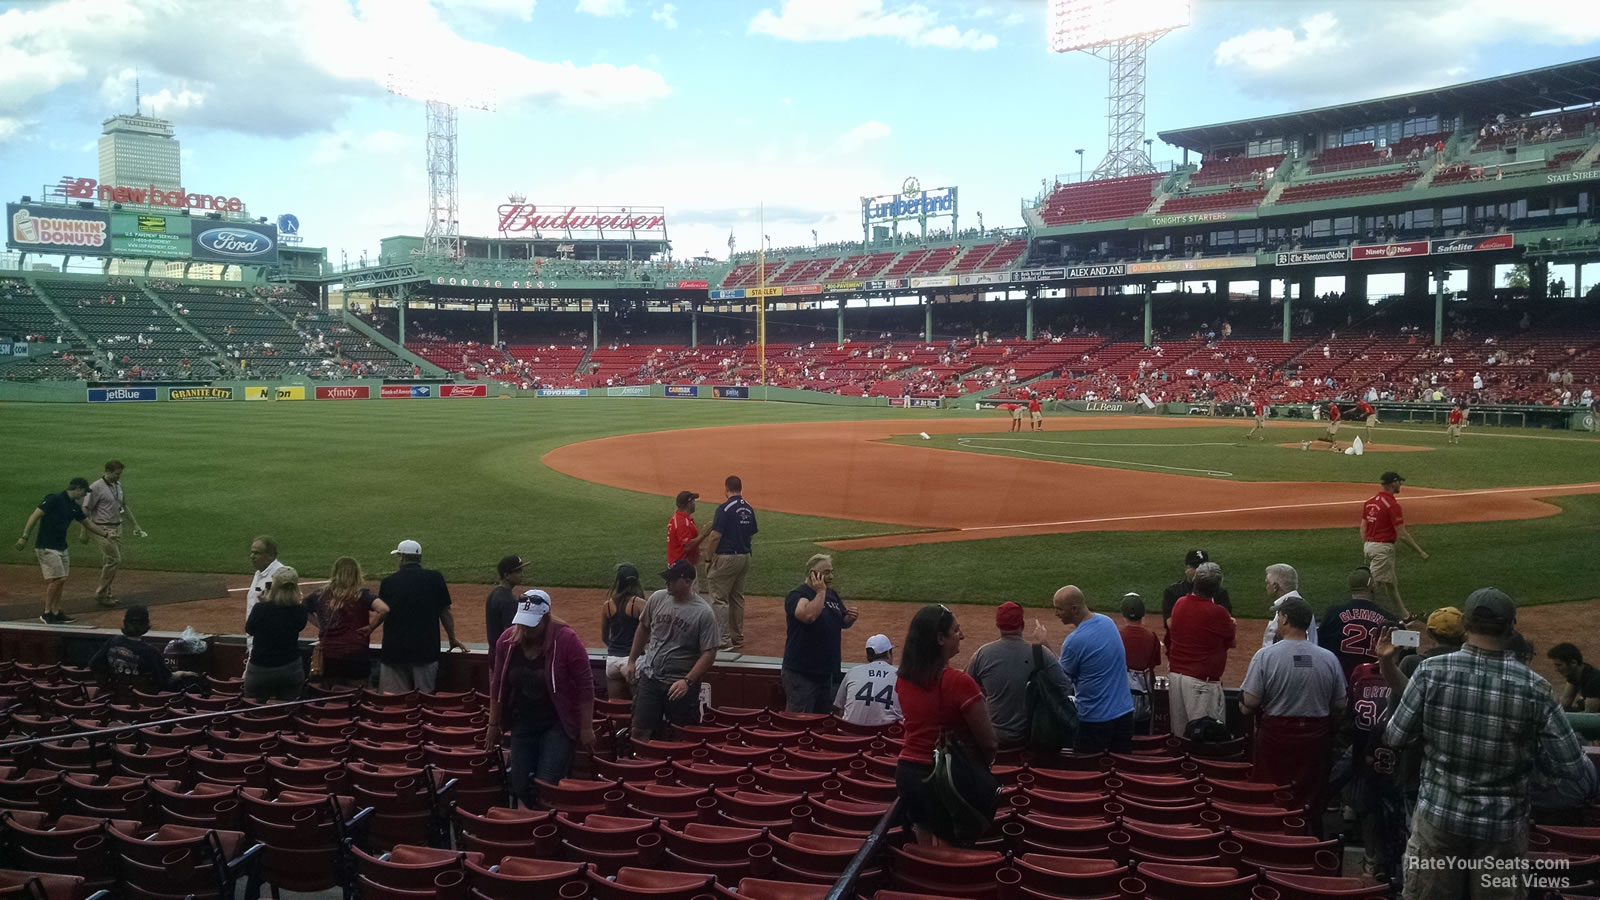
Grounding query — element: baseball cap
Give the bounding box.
[1184,549,1210,567]
[675,490,699,507]
[390,539,422,556]
[1464,587,1515,625]
[1380,472,1405,485]
[660,560,697,583]
[865,634,893,654]
[1426,606,1464,639]
[1120,592,1145,620]
[995,601,1025,632]
[511,589,552,628]
[497,555,529,578]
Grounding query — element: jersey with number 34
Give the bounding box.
[834,663,903,727]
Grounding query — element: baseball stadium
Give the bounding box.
[2,4,1600,898]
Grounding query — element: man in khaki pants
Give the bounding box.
[702,475,758,655]
[81,461,146,609]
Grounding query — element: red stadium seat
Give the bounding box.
[1226,829,1341,874]
[1014,853,1129,899]
[711,876,831,899]
[1262,871,1391,899]
[585,865,715,900]
[355,844,479,899]
[465,855,586,900]
[1124,820,1226,864]
[1136,862,1258,900]
[889,844,1007,897]
[770,831,870,883]
[1011,812,1120,856]
[536,778,616,818]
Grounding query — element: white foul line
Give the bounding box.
[957,438,1234,478]
[954,482,1600,535]
[227,579,329,592]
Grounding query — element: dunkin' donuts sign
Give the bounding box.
[9,204,109,252]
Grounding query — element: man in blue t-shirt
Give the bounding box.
[781,554,859,713]
[1053,584,1136,753]
[703,475,758,654]
[15,477,107,625]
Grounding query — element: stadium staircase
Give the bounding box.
[18,279,102,360]
[339,310,448,378]
[138,285,235,373]
[1576,141,1600,170]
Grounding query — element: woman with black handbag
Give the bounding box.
[894,604,1000,846]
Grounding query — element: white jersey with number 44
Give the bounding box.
[833,662,903,726]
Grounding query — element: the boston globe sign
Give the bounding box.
[8,203,278,264]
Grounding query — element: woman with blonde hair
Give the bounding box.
[304,557,387,687]
[244,566,309,700]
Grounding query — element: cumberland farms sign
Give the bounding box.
[497,204,666,236]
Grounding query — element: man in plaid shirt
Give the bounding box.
[1384,588,1586,900]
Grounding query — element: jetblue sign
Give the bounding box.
[191,221,278,263]
[863,186,956,223]
[88,387,157,403]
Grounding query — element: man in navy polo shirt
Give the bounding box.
[703,475,758,654]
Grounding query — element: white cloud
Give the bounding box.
[0,117,24,142]
[750,0,998,50]
[1000,10,1026,27]
[576,0,629,16]
[0,0,668,139]
[838,120,891,151]
[450,0,537,20]
[1214,2,1600,101]
[651,3,677,28]
[309,128,411,166]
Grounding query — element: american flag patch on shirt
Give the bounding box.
[1293,654,1312,668]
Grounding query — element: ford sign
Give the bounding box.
[195,228,273,260]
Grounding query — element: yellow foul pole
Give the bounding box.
[757,203,767,387]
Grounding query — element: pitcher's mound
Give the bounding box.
[1275,442,1433,452]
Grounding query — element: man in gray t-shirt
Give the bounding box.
[1239,596,1345,832]
[626,560,720,742]
[966,602,1073,749]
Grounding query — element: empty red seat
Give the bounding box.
[660,821,769,880]
[1136,862,1257,900]
[1262,871,1390,899]
[1536,825,1600,855]
[355,844,479,899]
[465,855,586,900]
[712,876,831,899]
[619,782,711,821]
[889,844,1007,897]
[1014,853,1129,898]
[536,777,616,817]
[1012,812,1120,856]
[715,789,804,831]
[1021,787,1112,818]
[1202,777,1290,805]
[770,831,865,882]
[594,756,667,783]
[1228,829,1342,875]
[1124,820,1225,864]
[109,823,255,899]
[1207,799,1305,834]
[586,865,715,900]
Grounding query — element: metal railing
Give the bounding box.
[824,797,902,900]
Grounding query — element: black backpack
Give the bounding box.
[1025,643,1079,753]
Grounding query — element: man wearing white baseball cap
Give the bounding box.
[832,633,902,727]
[487,589,596,803]
[375,539,464,693]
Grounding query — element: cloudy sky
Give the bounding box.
[2,0,1597,264]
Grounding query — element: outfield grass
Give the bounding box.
[887,424,1600,487]
[3,400,1596,618]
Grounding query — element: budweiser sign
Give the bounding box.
[440,384,487,398]
[497,204,666,235]
[58,177,245,212]
[1352,240,1429,261]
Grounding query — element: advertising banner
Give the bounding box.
[606,385,649,397]
[87,386,156,403]
[244,386,270,401]
[1149,211,1252,227]
[440,383,488,398]
[709,289,746,300]
[110,212,192,259]
[1064,264,1127,279]
[673,280,709,290]
[863,186,956,223]
[889,397,941,408]
[1276,248,1351,266]
[747,286,782,298]
[380,385,432,399]
[1429,234,1515,255]
[1012,267,1065,283]
[784,283,823,295]
[167,387,233,401]
[537,388,589,397]
[957,272,1010,286]
[1352,240,1429,261]
[1125,256,1255,275]
[866,278,909,291]
[8,204,110,255]
[825,281,863,293]
[665,385,699,398]
[910,275,956,288]
[712,386,749,400]
[315,385,371,400]
[190,221,279,264]
[496,204,666,237]
[274,386,306,401]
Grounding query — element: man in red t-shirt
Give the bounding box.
[667,491,706,585]
[1027,393,1043,432]
[1246,398,1269,441]
[1119,593,1161,734]
[1163,563,1236,735]
[1356,399,1378,443]
[1361,472,1428,619]
[1001,402,1023,432]
[1316,400,1343,451]
[1446,404,1467,445]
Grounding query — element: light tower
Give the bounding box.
[1049,0,1189,179]
[387,68,494,258]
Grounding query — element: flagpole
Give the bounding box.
[758,203,767,391]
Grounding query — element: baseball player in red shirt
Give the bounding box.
[1446,404,1467,445]
[1246,398,1269,441]
[1028,393,1043,432]
[1361,471,1428,618]
[1316,400,1343,451]
[1356,398,1378,443]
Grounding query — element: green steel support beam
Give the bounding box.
[1434,267,1445,347]
[1282,280,1292,344]
[1025,293,1034,341]
[691,309,698,348]
[1143,285,1153,348]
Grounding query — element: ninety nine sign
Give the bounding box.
[59,177,245,212]
[497,204,666,236]
[1351,240,1430,261]
[315,385,370,400]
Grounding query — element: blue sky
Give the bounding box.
[2,0,1597,265]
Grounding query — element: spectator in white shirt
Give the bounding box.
[1261,563,1317,647]
[247,535,287,628]
[833,634,902,726]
